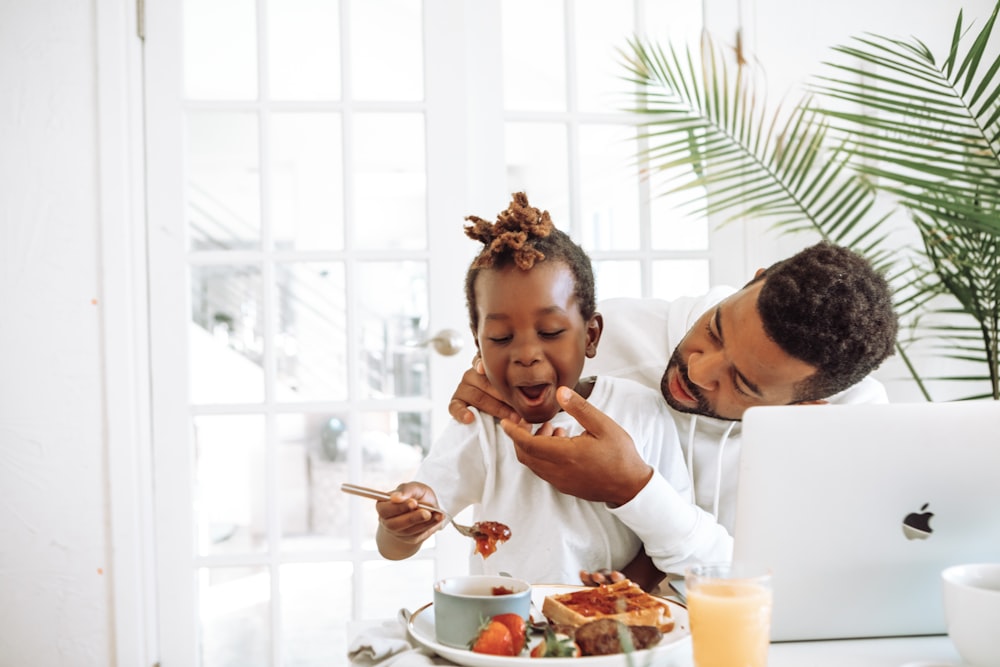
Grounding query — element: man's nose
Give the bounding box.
[687,350,723,390]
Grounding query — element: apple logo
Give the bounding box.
[902,503,934,540]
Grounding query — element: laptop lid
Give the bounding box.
[733,401,1000,642]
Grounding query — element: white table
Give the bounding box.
[350,618,965,667]
[769,635,963,667]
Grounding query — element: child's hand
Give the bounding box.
[375,482,445,545]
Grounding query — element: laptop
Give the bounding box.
[732,401,1000,642]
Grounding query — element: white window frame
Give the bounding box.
[100,0,752,663]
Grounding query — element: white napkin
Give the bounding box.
[347,611,450,666]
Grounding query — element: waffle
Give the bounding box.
[541,579,674,632]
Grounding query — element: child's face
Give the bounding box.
[473,261,601,424]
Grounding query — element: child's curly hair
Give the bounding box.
[463,192,595,332]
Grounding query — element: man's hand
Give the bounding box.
[501,386,654,506]
[447,363,516,424]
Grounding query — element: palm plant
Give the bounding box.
[620,0,1000,400]
[814,3,1000,400]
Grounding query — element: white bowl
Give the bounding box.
[942,563,1000,666]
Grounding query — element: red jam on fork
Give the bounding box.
[472,521,512,558]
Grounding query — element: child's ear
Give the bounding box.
[469,336,486,374]
[584,312,603,358]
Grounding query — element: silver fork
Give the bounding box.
[339,482,480,538]
[528,597,550,633]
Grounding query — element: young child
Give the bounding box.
[374,192,691,584]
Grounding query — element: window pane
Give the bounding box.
[353,113,427,250]
[356,410,426,488]
[505,122,570,226]
[594,260,641,300]
[579,124,640,250]
[277,413,347,549]
[184,0,257,100]
[275,262,346,401]
[276,418,315,541]
[195,415,267,556]
[575,0,635,112]
[357,410,426,519]
[640,0,703,43]
[281,562,352,667]
[502,0,566,111]
[280,410,426,547]
[351,0,424,101]
[188,112,261,251]
[357,261,429,399]
[190,265,265,404]
[268,0,341,100]
[652,259,710,300]
[650,182,710,250]
[199,567,270,667]
[271,113,344,250]
[361,559,434,620]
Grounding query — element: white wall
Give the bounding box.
[0,0,994,664]
[0,1,112,665]
[0,1,149,665]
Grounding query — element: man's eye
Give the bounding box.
[705,322,720,343]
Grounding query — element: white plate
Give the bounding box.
[406,584,691,667]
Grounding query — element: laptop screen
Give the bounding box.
[733,401,1000,641]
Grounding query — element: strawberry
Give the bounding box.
[529,627,581,658]
[469,619,515,656]
[492,613,527,653]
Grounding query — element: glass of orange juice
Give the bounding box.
[685,563,772,667]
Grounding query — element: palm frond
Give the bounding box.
[813,3,1000,226]
[619,4,1000,401]
[811,1,1000,399]
[619,34,889,260]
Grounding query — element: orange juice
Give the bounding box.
[687,579,773,667]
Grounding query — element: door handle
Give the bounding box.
[413,328,464,356]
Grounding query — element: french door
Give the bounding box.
[143,1,710,665]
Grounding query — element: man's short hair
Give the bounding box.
[756,241,898,401]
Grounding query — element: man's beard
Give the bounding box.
[659,348,732,421]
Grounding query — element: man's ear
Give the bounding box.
[585,312,604,358]
[741,267,768,289]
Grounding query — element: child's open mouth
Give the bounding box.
[517,383,549,403]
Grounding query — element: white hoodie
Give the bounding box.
[583,291,889,573]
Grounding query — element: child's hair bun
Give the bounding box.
[464,192,554,270]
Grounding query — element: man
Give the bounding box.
[447,242,898,589]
